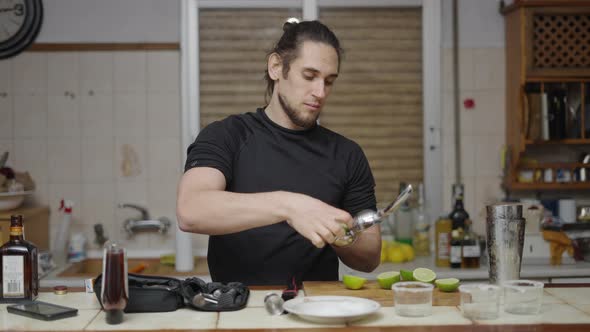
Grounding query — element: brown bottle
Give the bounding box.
[0,215,39,303]
[101,242,128,324]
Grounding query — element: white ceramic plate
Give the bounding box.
[283,296,380,324]
[0,191,33,211]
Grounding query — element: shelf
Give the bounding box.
[505,181,590,191]
[525,77,590,83]
[525,139,590,145]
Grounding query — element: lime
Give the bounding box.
[342,275,367,290]
[400,269,414,281]
[376,271,401,289]
[413,267,437,283]
[435,278,460,292]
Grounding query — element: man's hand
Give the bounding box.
[284,193,353,248]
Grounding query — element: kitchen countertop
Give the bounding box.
[3,284,590,331]
[41,256,590,289]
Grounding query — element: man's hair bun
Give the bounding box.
[283,17,300,32]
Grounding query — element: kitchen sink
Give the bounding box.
[57,256,209,278]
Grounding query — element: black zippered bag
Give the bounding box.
[93,273,249,312]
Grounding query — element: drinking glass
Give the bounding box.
[459,284,500,320]
[392,282,434,317]
[502,280,544,315]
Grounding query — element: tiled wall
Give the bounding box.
[441,47,506,235]
[0,51,207,254]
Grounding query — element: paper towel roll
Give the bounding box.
[558,199,577,224]
[175,224,194,272]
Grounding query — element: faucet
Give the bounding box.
[118,203,171,238]
[93,223,109,247]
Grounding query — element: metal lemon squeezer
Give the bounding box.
[333,184,413,247]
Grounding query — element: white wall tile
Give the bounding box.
[0,94,13,138]
[48,53,79,96]
[441,91,454,136]
[115,136,147,181]
[462,176,476,220]
[81,136,115,182]
[472,89,506,136]
[13,94,47,138]
[0,57,12,93]
[442,134,455,179]
[459,135,476,178]
[441,48,453,93]
[48,95,81,137]
[114,93,147,137]
[148,179,178,220]
[12,53,47,94]
[474,47,505,91]
[114,52,147,93]
[474,134,504,177]
[147,137,181,181]
[80,52,113,94]
[80,93,114,137]
[13,138,48,184]
[459,49,475,91]
[147,51,180,92]
[147,92,180,137]
[30,181,49,206]
[47,138,82,183]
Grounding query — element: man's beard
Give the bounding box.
[278,93,319,129]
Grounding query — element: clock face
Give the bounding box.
[0,0,27,43]
[0,0,42,60]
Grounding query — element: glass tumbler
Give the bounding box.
[392,282,434,317]
[502,280,544,315]
[459,284,500,320]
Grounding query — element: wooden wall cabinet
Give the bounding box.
[503,1,590,191]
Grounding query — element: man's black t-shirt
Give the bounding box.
[184,108,376,285]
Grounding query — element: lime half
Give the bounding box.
[400,269,415,281]
[342,275,367,290]
[376,271,401,289]
[413,267,436,283]
[435,278,460,292]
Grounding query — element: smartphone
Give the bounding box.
[7,301,78,321]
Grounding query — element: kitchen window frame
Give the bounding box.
[181,0,442,225]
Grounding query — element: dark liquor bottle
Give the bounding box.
[101,242,128,324]
[449,228,463,269]
[449,184,469,230]
[461,219,481,268]
[0,215,39,303]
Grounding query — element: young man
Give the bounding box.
[177,20,380,285]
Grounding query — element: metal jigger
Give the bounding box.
[333,184,413,247]
[486,203,525,284]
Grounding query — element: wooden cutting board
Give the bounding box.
[303,281,460,307]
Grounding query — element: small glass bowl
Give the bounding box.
[392,281,434,317]
[458,284,500,320]
[502,280,544,315]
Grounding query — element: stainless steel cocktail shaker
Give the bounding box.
[486,203,526,284]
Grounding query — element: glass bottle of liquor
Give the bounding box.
[449,184,469,230]
[450,228,463,269]
[395,182,414,245]
[412,183,430,256]
[435,217,452,267]
[0,215,39,303]
[461,219,481,268]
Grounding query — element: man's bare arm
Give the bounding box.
[333,226,381,272]
[176,167,354,249]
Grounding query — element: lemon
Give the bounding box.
[400,244,415,262]
[435,278,460,292]
[413,267,437,283]
[400,269,415,281]
[376,271,400,289]
[387,247,405,263]
[342,275,367,290]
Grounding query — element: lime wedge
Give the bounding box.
[342,275,367,290]
[400,269,415,281]
[413,267,436,283]
[376,271,401,289]
[435,278,460,292]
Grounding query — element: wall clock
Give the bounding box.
[0,0,43,60]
